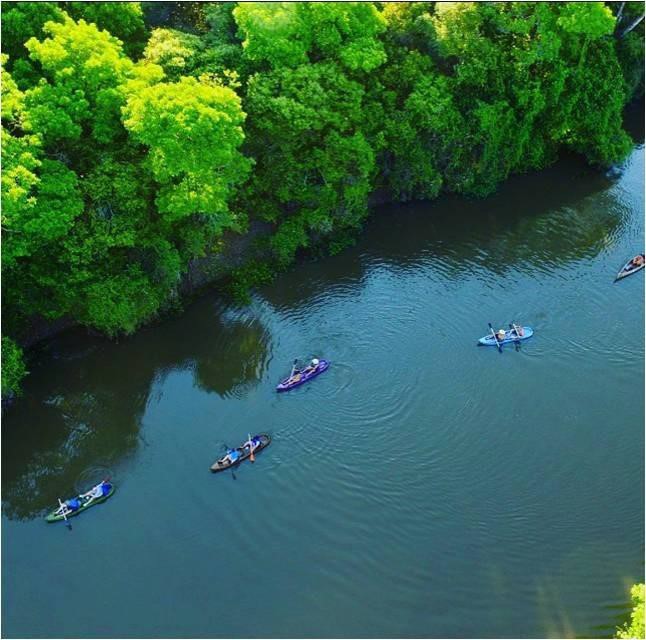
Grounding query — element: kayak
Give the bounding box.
[45,481,115,522]
[615,255,645,281]
[478,327,534,346]
[210,434,271,473]
[276,359,330,392]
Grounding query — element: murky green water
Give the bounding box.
[2,134,644,637]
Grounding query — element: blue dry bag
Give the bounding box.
[66,498,81,511]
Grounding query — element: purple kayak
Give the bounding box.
[276,359,330,392]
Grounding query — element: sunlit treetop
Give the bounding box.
[556,2,616,38]
[234,2,386,72]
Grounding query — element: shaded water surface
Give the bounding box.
[2,144,644,638]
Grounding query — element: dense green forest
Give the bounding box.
[1,1,644,396]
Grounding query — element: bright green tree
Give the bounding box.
[234,2,386,266]
[3,16,172,337]
[123,75,251,234]
[0,2,65,68]
[143,28,201,80]
[23,17,135,145]
[63,2,148,57]
[234,2,386,72]
[617,584,645,639]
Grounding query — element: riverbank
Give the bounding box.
[11,89,645,357]
[7,141,638,380]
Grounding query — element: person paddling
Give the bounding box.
[631,254,644,267]
[79,480,112,507]
[497,329,506,342]
[57,497,81,515]
[219,449,241,466]
[302,358,320,374]
[244,434,262,462]
[288,359,301,380]
[243,435,260,453]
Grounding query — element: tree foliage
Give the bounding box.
[234,2,386,265]
[143,28,201,80]
[123,75,250,228]
[616,584,645,640]
[234,2,387,72]
[1,337,27,397]
[63,2,148,57]
[2,10,247,345]
[376,2,633,198]
[0,2,65,70]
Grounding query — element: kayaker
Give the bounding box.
[631,254,644,267]
[497,329,506,341]
[80,481,111,506]
[288,360,302,380]
[513,325,524,337]
[302,358,320,374]
[220,449,241,466]
[61,497,81,513]
[243,436,260,452]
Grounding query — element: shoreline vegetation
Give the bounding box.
[616,583,645,639]
[1,2,644,399]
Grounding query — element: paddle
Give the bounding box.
[509,323,521,352]
[488,322,503,353]
[289,359,299,379]
[57,498,72,531]
[248,433,255,463]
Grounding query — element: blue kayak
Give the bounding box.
[478,327,533,346]
[276,359,329,392]
[615,255,645,281]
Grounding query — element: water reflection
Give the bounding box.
[190,307,270,399]
[1,300,271,520]
[262,153,623,310]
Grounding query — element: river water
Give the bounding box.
[2,133,644,637]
